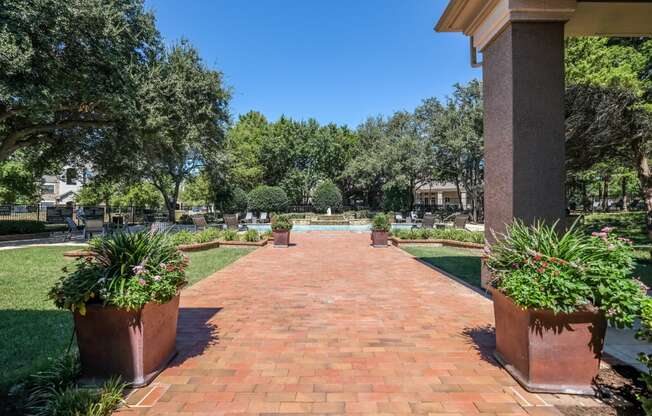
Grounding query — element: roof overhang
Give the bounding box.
[436,0,652,51]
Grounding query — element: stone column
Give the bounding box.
[481,22,567,288]
[437,192,444,209]
[461,192,467,211]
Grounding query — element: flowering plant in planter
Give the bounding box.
[485,221,645,326]
[49,232,188,386]
[50,232,188,313]
[371,213,391,232]
[483,221,646,394]
[271,214,293,232]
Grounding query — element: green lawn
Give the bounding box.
[0,246,253,393]
[403,245,482,288]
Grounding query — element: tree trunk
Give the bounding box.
[602,177,609,212]
[454,179,462,212]
[621,176,629,212]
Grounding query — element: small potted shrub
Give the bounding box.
[371,213,391,247]
[271,214,293,247]
[49,232,188,386]
[485,221,646,394]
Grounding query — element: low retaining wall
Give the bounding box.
[218,240,267,248]
[64,239,267,257]
[390,237,484,250]
[178,241,221,252]
[0,232,53,242]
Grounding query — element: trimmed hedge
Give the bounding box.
[312,180,343,213]
[247,186,289,213]
[392,228,484,244]
[0,220,47,235]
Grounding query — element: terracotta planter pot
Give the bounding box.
[371,230,389,247]
[73,295,180,387]
[491,288,606,395]
[273,230,291,247]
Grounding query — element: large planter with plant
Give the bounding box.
[371,213,391,247]
[50,232,188,387]
[271,214,293,247]
[485,222,645,395]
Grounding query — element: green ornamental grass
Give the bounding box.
[49,232,188,313]
[485,220,646,328]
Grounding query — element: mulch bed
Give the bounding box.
[557,364,645,416]
[0,232,53,242]
[389,237,484,249]
[64,239,267,258]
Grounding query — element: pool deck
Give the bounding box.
[118,232,605,415]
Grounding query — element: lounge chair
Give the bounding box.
[64,217,79,240]
[243,212,256,224]
[259,212,268,223]
[395,213,404,223]
[410,211,418,223]
[192,215,209,231]
[422,214,435,229]
[224,214,239,230]
[453,214,469,229]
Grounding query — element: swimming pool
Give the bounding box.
[246,223,417,233]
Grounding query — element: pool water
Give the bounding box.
[246,223,417,233]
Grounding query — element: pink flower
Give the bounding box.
[536,267,545,274]
[132,265,146,275]
[138,278,147,286]
[592,232,607,238]
[601,227,615,233]
[153,275,162,282]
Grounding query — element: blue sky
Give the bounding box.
[145,1,480,127]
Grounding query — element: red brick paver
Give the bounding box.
[119,232,557,415]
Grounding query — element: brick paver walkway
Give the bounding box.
[120,232,565,415]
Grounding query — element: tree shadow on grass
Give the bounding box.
[461,325,500,367]
[414,255,482,289]
[169,307,223,366]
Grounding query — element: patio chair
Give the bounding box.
[83,218,105,240]
[395,213,404,223]
[243,212,256,224]
[149,221,172,234]
[453,214,469,229]
[191,215,209,231]
[410,211,418,223]
[259,212,268,223]
[224,214,239,230]
[422,214,435,229]
[64,216,79,240]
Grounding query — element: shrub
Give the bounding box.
[394,228,484,244]
[222,229,238,241]
[224,187,248,214]
[194,228,221,243]
[271,214,293,231]
[247,186,289,213]
[312,180,343,213]
[168,230,195,246]
[242,229,260,242]
[371,213,391,232]
[0,220,46,235]
[485,221,646,327]
[50,232,188,312]
[11,354,125,416]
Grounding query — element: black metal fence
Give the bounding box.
[0,204,173,225]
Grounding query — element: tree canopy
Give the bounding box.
[0,0,160,161]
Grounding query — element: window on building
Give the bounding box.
[41,184,55,194]
[65,168,77,185]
